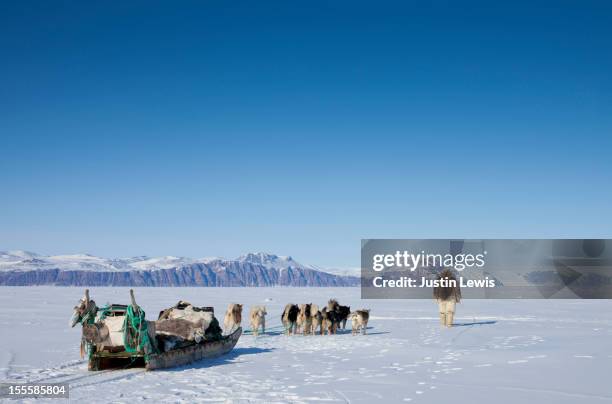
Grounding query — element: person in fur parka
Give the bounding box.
[433,269,461,327]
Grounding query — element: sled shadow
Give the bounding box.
[452,320,497,327]
[164,347,275,371]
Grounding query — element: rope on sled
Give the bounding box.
[123,305,158,358]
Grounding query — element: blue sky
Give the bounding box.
[1,1,611,268]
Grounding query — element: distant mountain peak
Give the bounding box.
[0,249,359,287]
[2,250,39,259]
[239,252,284,260]
[237,252,305,271]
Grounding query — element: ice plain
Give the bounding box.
[1,287,611,403]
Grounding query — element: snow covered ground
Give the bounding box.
[1,287,611,403]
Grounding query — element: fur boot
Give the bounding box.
[446,311,454,327]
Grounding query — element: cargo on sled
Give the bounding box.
[70,289,241,371]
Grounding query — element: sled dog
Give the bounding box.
[351,309,370,335]
[282,303,299,335]
[249,305,267,336]
[223,303,243,334]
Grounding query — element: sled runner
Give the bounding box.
[145,327,241,370]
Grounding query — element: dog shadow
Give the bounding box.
[452,320,497,327]
[249,326,387,337]
[163,347,275,371]
[261,330,286,336]
[360,330,390,336]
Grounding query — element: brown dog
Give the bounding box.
[351,309,370,335]
[297,304,313,335]
[223,303,243,333]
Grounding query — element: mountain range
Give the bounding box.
[0,250,359,287]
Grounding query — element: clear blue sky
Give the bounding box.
[1,1,611,268]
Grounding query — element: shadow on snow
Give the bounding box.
[162,347,275,372]
[452,320,497,327]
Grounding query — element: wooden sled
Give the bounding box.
[88,327,242,371]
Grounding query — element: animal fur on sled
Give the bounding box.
[156,302,223,351]
[80,313,157,353]
[155,318,206,342]
[70,290,97,328]
[158,301,215,335]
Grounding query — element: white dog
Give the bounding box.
[249,305,267,336]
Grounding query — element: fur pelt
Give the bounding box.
[158,302,215,332]
[155,318,205,342]
[81,318,157,352]
[433,269,462,302]
[70,297,98,328]
[81,323,109,358]
[158,300,213,320]
[82,322,110,344]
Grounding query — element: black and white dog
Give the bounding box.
[327,299,351,331]
[281,303,299,335]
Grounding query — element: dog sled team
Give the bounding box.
[71,268,461,364]
[281,300,370,336]
[72,291,372,357]
[222,300,371,336]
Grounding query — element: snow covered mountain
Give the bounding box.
[0,251,359,287]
